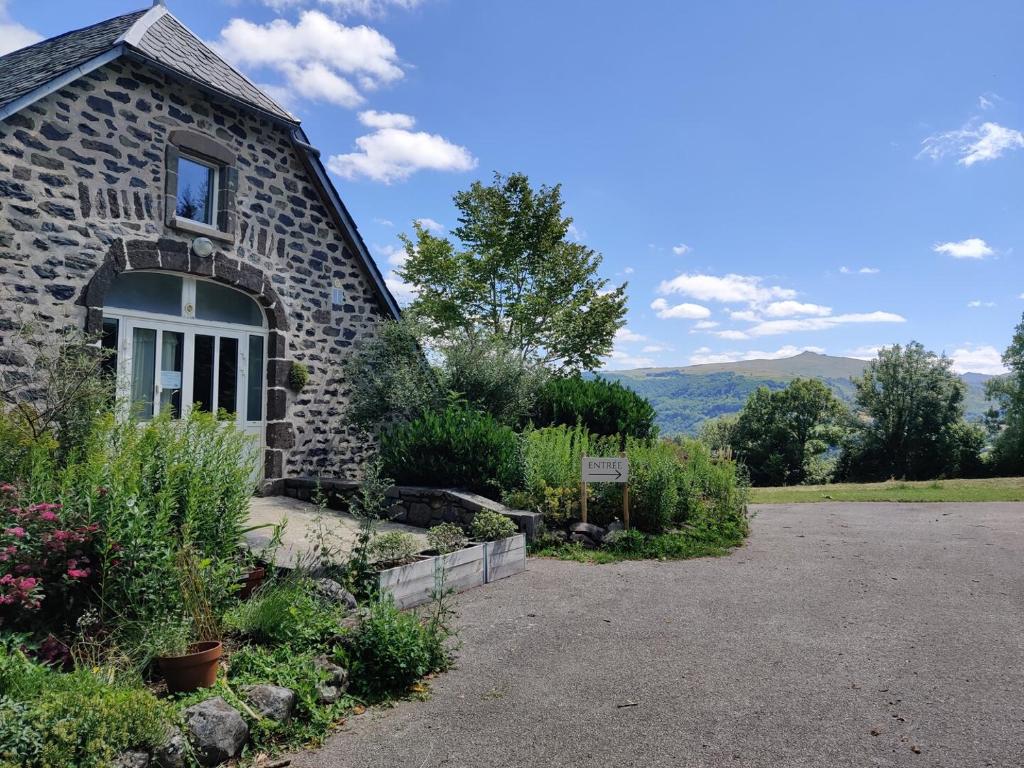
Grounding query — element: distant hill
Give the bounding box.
[600,352,995,436]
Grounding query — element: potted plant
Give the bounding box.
[471,510,526,583]
[426,522,485,594]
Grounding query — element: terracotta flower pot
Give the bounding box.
[158,641,223,693]
[237,566,266,600]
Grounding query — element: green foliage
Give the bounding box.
[439,331,549,426]
[288,362,310,392]
[696,414,738,456]
[623,438,679,533]
[381,405,524,497]
[223,577,350,650]
[345,597,451,697]
[342,318,444,433]
[368,531,421,567]
[399,172,628,372]
[469,509,517,541]
[426,523,468,555]
[0,650,173,768]
[839,343,977,481]
[986,312,1024,475]
[731,379,847,486]
[532,376,657,440]
[344,461,394,599]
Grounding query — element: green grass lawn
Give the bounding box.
[749,476,1024,504]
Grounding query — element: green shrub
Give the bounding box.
[345,597,451,697]
[601,528,645,555]
[368,531,420,567]
[0,650,173,768]
[624,438,679,533]
[531,376,657,441]
[426,523,468,555]
[672,438,750,544]
[289,361,310,392]
[470,509,516,541]
[381,405,523,497]
[224,577,350,649]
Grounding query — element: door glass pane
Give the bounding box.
[217,337,239,418]
[101,318,118,379]
[131,327,156,420]
[195,281,263,327]
[193,335,215,413]
[159,331,184,418]
[247,335,264,422]
[105,272,183,316]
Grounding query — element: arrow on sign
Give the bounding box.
[587,469,622,480]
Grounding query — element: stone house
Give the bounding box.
[0,2,401,492]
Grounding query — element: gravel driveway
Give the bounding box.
[291,502,1024,767]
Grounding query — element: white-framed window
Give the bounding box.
[175,154,219,226]
[101,272,267,435]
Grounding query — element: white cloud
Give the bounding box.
[714,330,751,341]
[933,238,994,260]
[650,297,712,320]
[657,273,796,304]
[622,267,635,275]
[950,344,1007,375]
[728,309,761,323]
[745,311,906,337]
[374,217,394,227]
[693,320,719,330]
[603,348,655,369]
[265,0,425,16]
[763,300,832,318]
[0,0,40,55]
[846,345,882,360]
[920,120,1024,166]
[359,110,416,129]
[641,344,670,353]
[328,120,477,183]
[672,243,691,256]
[415,217,444,233]
[979,94,996,110]
[614,327,647,344]
[967,300,996,308]
[688,345,826,366]
[384,270,417,304]
[213,11,403,107]
[840,266,879,275]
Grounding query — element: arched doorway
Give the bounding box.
[100,270,268,460]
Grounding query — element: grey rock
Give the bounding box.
[605,521,624,534]
[243,684,296,722]
[152,729,186,768]
[569,532,598,550]
[112,751,150,768]
[316,682,341,704]
[183,697,249,767]
[569,521,606,543]
[314,654,350,689]
[314,578,357,610]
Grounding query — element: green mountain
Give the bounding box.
[600,352,995,436]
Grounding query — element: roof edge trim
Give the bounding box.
[0,45,125,122]
[116,4,169,47]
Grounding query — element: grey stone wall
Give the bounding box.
[0,58,390,488]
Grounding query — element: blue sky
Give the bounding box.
[4,0,1023,373]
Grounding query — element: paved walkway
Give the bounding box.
[246,496,428,568]
[291,502,1024,767]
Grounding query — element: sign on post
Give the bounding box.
[582,456,629,483]
[580,456,631,530]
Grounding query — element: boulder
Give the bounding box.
[152,729,186,768]
[316,682,341,704]
[243,684,296,722]
[112,751,150,768]
[313,578,357,610]
[569,532,598,550]
[314,655,350,704]
[569,521,606,543]
[605,520,624,534]
[183,697,249,767]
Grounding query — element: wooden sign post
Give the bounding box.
[581,456,631,529]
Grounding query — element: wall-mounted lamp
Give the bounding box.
[191,237,215,258]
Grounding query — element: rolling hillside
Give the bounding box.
[600,352,995,436]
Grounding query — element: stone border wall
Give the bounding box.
[283,477,541,539]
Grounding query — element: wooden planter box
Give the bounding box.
[377,534,525,608]
[483,533,526,583]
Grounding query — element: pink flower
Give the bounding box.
[67,568,90,579]
[0,484,15,494]
[4,527,25,539]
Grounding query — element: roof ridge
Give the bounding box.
[116,4,169,47]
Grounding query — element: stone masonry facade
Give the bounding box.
[0,58,390,490]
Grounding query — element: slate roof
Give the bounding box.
[0,5,295,123]
[0,10,146,110]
